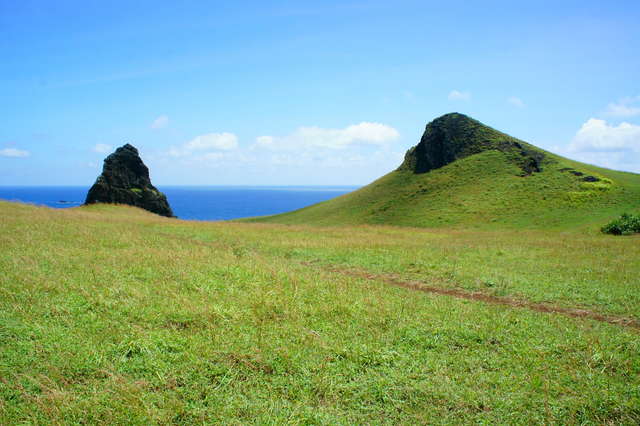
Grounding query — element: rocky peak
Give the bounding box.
[85,144,175,217]
[399,113,544,175]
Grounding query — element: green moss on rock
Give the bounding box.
[398,113,546,176]
[84,144,175,218]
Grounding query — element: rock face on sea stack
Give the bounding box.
[85,144,174,217]
[398,113,544,176]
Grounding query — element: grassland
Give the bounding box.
[1,201,639,424]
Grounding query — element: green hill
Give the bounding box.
[246,113,640,229]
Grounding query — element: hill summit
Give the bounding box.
[245,113,640,229]
[85,144,174,217]
[398,113,544,176]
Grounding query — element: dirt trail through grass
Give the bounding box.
[307,263,640,331]
[158,230,640,331]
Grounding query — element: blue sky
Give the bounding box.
[1,0,639,185]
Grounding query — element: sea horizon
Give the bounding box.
[0,185,360,221]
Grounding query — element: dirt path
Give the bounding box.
[312,263,640,331]
[155,231,640,331]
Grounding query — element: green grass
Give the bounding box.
[1,201,639,423]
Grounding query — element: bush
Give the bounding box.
[601,213,640,235]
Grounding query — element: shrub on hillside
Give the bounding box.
[601,213,640,235]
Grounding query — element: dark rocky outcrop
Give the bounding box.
[85,144,174,217]
[399,113,545,176]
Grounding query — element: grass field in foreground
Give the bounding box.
[1,201,639,424]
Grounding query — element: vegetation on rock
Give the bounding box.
[85,144,174,217]
[398,113,545,176]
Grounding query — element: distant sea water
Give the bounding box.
[0,186,358,221]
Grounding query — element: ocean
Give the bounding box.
[0,186,358,221]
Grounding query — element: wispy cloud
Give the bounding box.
[604,96,640,117]
[0,148,30,158]
[185,133,238,151]
[93,143,113,154]
[507,96,525,108]
[448,90,471,101]
[168,132,238,157]
[151,115,169,129]
[49,68,169,89]
[403,90,416,101]
[253,122,400,151]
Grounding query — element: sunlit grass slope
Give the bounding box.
[1,201,639,423]
[246,119,640,229]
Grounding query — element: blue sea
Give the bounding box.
[0,186,358,221]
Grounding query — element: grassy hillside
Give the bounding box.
[246,115,640,229]
[1,201,639,423]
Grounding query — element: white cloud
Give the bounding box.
[507,96,525,108]
[559,118,640,173]
[569,118,640,153]
[167,132,238,158]
[0,148,30,158]
[448,90,471,101]
[202,152,225,161]
[185,133,238,151]
[254,135,275,149]
[604,96,640,117]
[151,115,169,129]
[93,143,112,154]
[155,122,403,183]
[253,122,399,151]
